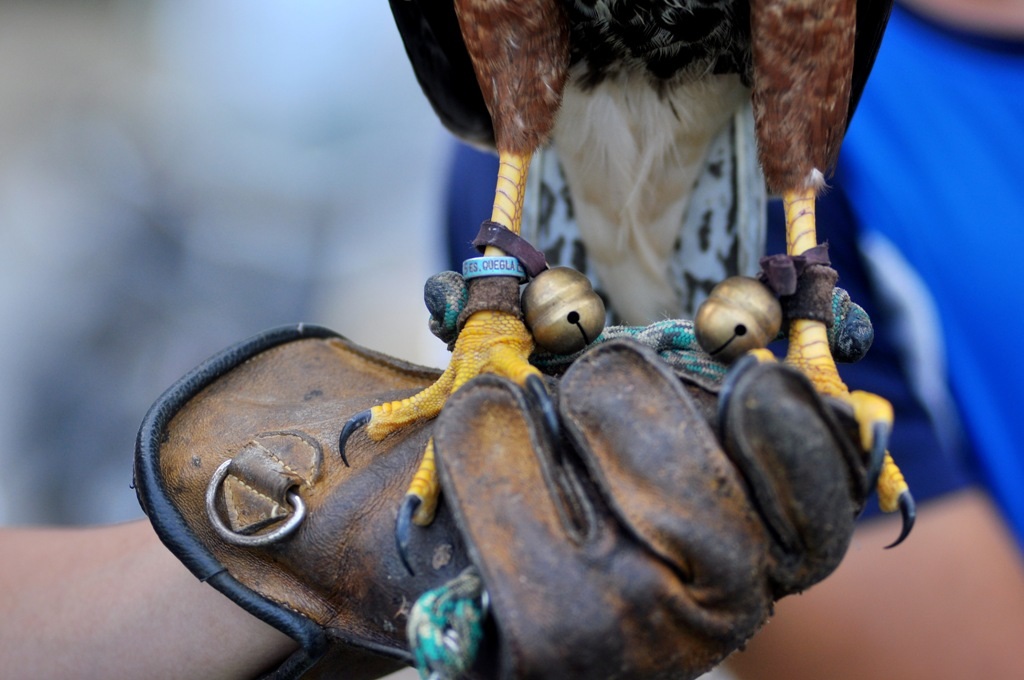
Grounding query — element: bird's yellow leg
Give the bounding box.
[781,187,914,543]
[490,150,531,236]
[358,149,537,439]
[343,150,545,568]
[782,188,847,395]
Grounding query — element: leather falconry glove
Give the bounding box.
[134,323,872,680]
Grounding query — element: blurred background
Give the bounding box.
[0,0,452,526]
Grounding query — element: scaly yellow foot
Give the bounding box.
[395,438,441,572]
[341,149,551,572]
[878,451,915,547]
[782,186,914,545]
[368,309,539,441]
[341,307,546,572]
[340,309,540,485]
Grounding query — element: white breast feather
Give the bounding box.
[551,71,749,323]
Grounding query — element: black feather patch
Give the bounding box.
[388,0,495,146]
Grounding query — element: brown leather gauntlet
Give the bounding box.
[135,325,870,679]
[134,325,473,679]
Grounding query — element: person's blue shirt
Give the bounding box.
[834,4,1024,548]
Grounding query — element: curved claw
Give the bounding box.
[338,409,372,467]
[866,421,890,493]
[884,489,916,549]
[525,374,560,446]
[396,494,421,575]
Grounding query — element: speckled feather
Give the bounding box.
[750,0,856,190]
[390,0,892,152]
[563,0,752,86]
[453,0,571,153]
[389,0,894,320]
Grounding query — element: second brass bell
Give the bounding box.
[522,267,605,355]
[695,276,782,364]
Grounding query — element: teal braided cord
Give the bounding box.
[532,319,728,384]
[408,567,487,680]
[420,272,877,378]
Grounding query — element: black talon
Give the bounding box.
[525,374,560,446]
[866,421,890,493]
[338,409,371,467]
[396,494,421,575]
[885,490,916,549]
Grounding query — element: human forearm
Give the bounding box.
[726,489,1024,680]
[0,520,297,680]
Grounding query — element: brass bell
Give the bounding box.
[695,276,782,364]
[522,267,605,355]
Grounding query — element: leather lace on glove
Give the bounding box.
[134,324,871,680]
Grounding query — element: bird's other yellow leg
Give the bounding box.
[782,187,846,396]
[781,185,914,545]
[782,186,884,424]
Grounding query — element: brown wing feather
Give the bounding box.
[453,0,570,154]
[749,0,858,192]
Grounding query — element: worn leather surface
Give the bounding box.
[137,326,869,680]
[135,325,473,679]
[436,340,868,679]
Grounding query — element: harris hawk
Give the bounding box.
[354,0,913,550]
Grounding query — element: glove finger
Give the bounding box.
[717,357,867,594]
[433,374,615,678]
[558,339,771,623]
[435,374,731,679]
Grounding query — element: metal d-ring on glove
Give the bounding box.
[205,458,307,548]
[135,324,875,680]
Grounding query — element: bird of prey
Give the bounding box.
[349,0,913,548]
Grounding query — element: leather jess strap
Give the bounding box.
[472,221,548,278]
